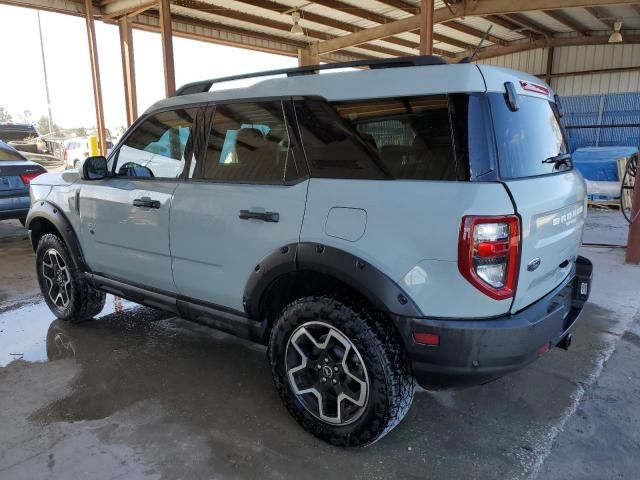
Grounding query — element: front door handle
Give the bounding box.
[133,198,161,209]
[239,209,279,223]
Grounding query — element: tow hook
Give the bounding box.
[557,333,572,351]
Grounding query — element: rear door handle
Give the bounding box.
[239,209,279,223]
[133,198,161,209]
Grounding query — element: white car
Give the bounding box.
[64,137,113,170]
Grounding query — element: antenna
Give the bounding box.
[458,25,493,64]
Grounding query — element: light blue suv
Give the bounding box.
[27,56,592,446]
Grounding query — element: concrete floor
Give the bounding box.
[0,211,639,480]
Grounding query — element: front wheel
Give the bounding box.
[36,233,106,322]
[269,296,415,446]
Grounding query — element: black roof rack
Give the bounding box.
[173,55,447,97]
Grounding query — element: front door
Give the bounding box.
[170,100,308,312]
[79,107,199,292]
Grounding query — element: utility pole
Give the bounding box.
[37,11,54,134]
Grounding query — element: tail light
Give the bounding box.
[20,171,44,185]
[458,215,520,300]
[64,150,67,161]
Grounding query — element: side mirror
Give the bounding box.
[81,156,108,180]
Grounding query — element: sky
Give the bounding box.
[0,4,297,131]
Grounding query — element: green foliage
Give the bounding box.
[0,106,13,123]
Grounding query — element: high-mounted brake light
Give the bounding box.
[458,215,520,300]
[20,171,44,185]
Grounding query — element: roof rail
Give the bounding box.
[173,55,447,97]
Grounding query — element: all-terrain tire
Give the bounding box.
[269,296,415,447]
[36,233,105,322]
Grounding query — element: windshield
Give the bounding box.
[489,93,570,179]
[0,126,38,143]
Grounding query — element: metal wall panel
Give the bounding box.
[478,48,548,75]
[479,43,640,96]
[562,93,640,150]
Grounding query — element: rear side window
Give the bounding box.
[113,108,197,179]
[193,101,298,184]
[489,93,569,179]
[294,95,473,181]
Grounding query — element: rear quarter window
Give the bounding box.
[293,95,492,181]
[489,93,570,179]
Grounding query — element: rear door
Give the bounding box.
[170,100,308,312]
[79,107,198,292]
[489,90,587,312]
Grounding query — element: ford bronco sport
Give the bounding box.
[27,56,592,446]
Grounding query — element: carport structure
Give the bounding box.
[2,0,639,148]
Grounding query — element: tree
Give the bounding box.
[36,115,49,133]
[0,107,12,123]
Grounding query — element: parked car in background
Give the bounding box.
[64,137,113,170]
[0,122,46,154]
[0,141,46,224]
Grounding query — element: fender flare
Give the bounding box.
[26,201,88,271]
[243,242,423,319]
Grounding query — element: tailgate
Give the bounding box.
[505,170,587,312]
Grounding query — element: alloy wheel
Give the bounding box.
[42,248,72,308]
[285,321,369,426]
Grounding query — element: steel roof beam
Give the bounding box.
[313,0,635,54]
[584,6,616,29]
[503,13,556,36]
[469,32,640,60]
[543,9,590,35]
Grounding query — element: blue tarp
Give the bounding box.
[572,146,638,181]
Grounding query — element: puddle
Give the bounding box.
[0,295,140,366]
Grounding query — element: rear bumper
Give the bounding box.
[0,194,29,220]
[392,256,593,389]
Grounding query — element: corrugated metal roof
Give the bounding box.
[156,0,640,61]
[5,0,640,65]
[454,16,526,42]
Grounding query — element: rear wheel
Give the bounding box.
[36,233,105,322]
[269,296,415,446]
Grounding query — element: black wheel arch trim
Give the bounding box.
[243,242,423,320]
[26,201,88,271]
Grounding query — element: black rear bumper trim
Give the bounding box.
[392,256,593,389]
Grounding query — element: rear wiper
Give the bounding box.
[542,153,572,167]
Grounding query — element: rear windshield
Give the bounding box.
[294,94,492,181]
[489,93,570,179]
[0,146,26,161]
[0,125,38,143]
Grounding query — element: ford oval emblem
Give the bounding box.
[527,258,542,272]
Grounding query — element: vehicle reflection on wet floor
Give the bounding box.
[0,296,152,366]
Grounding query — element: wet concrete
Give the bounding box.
[1,211,639,479]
